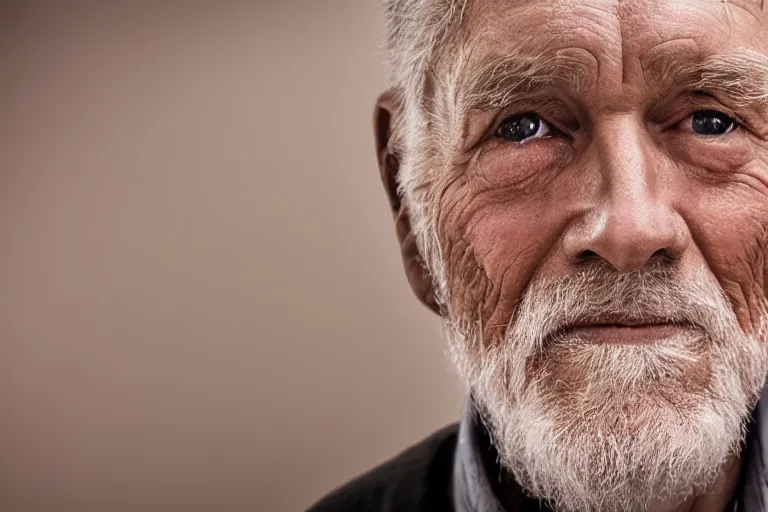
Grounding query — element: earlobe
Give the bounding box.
[374,89,440,315]
[396,211,441,315]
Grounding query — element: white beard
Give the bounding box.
[446,263,768,512]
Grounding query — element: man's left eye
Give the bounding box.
[496,112,551,143]
[685,110,739,136]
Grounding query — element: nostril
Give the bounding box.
[578,250,599,262]
[650,248,675,263]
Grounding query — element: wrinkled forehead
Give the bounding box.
[453,0,768,82]
[462,0,768,32]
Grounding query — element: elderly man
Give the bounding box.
[309,1,768,511]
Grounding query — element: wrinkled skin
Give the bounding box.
[438,0,768,343]
[376,1,768,510]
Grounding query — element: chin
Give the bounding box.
[449,321,767,512]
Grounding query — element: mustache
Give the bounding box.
[507,260,737,348]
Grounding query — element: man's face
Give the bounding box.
[438,0,768,352]
[381,0,768,510]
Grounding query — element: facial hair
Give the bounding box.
[446,261,768,512]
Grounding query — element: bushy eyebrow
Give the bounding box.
[455,47,768,121]
[456,50,590,114]
[645,49,768,110]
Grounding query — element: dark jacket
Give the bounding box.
[305,424,460,512]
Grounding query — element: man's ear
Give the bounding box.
[374,88,440,315]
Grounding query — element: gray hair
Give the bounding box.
[380,1,471,313]
[383,0,468,98]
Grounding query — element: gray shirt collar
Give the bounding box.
[453,388,768,512]
[452,404,507,512]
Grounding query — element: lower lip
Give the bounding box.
[562,324,689,345]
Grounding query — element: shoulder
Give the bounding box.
[305,423,460,512]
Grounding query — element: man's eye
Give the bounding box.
[496,112,551,143]
[687,110,739,136]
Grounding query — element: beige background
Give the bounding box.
[0,3,462,511]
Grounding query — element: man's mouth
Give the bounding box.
[561,324,690,345]
[552,315,695,345]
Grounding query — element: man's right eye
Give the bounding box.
[496,112,551,143]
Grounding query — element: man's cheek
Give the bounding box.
[443,234,490,325]
[474,232,542,344]
[742,156,768,303]
[438,185,493,326]
[729,212,768,333]
[438,188,555,345]
[689,193,768,334]
[715,258,766,334]
[725,162,768,327]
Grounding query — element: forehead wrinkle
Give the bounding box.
[722,0,764,20]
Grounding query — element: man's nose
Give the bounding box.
[562,117,688,272]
